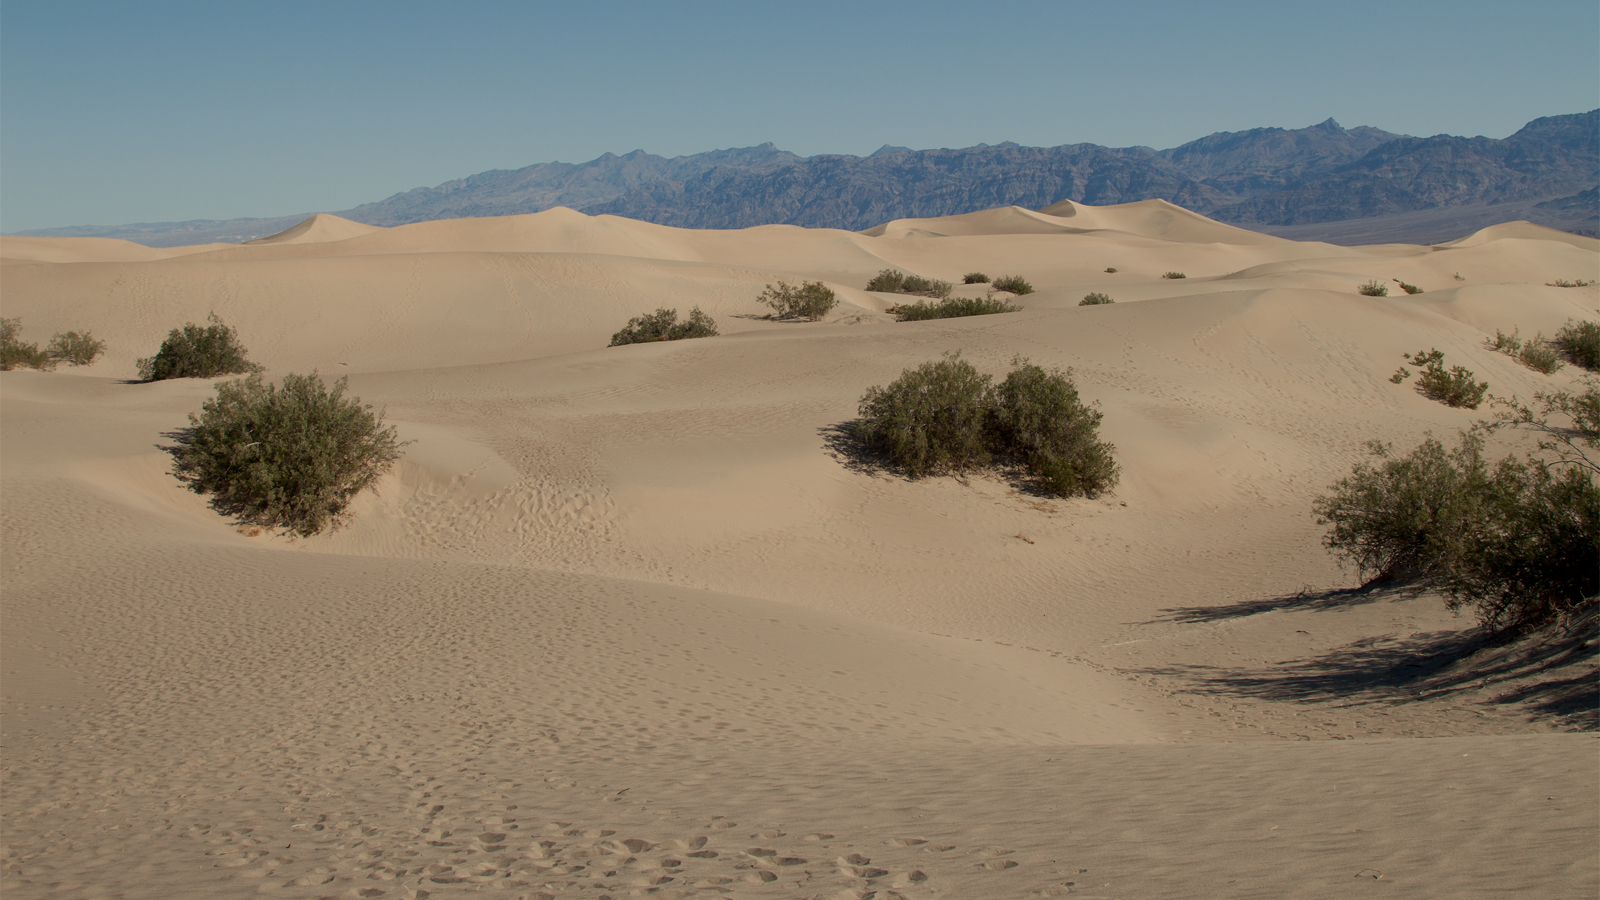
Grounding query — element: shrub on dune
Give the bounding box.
[1358,280,1389,297]
[1394,349,1487,409]
[609,307,719,346]
[990,275,1034,295]
[47,330,106,367]
[991,360,1119,497]
[1080,293,1114,306]
[1,318,54,371]
[886,296,1018,321]
[1162,271,1186,280]
[758,281,838,320]
[173,371,407,537]
[1554,319,1599,370]
[963,272,990,284]
[138,313,262,382]
[866,269,953,299]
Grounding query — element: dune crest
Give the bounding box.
[246,212,385,245]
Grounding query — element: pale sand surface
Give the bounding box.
[2,203,1596,899]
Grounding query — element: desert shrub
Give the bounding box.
[1,318,55,371]
[991,275,1035,295]
[1162,271,1186,280]
[866,269,952,298]
[866,269,908,293]
[173,371,407,537]
[855,353,993,477]
[1358,280,1389,297]
[1517,335,1563,374]
[1547,279,1595,287]
[1104,267,1118,273]
[609,307,719,346]
[46,330,106,367]
[1080,293,1114,306]
[963,272,990,284]
[1395,280,1424,295]
[1399,349,1487,409]
[138,313,261,382]
[991,361,1118,497]
[1554,319,1599,370]
[1487,328,1523,354]
[887,296,1019,321]
[758,280,838,320]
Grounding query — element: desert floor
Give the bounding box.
[2,201,1596,899]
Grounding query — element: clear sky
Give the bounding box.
[3,0,1597,232]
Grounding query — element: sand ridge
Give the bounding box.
[2,203,1596,899]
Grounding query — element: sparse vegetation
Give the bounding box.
[866,269,953,299]
[1546,279,1595,287]
[1104,267,1118,273]
[1,318,55,371]
[609,307,719,346]
[990,275,1034,295]
[853,354,1117,498]
[757,280,838,321]
[1396,349,1487,409]
[46,330,106,367]
[1554,319,1600,370]
[1358,280,1389,297]
[1453,272,1466,281]
[1079,293,1114,306]
[886,296,1019,321]
[963,272,990,284]
[1486,328,1564,374]
[1162,272,1186,280]
[138,313,262,382]
[172,371,407,537]
[1394,279,1424,295]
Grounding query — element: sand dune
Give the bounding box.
[2,202,1596,899]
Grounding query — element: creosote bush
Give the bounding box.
[138,313,261,382]
[1486,327,1562,374]
[854,354,1117,498]
[173,371,407,537]
[1395,349,1487,409]
[886,296,1018,321]
[1080,293,1114,306]
[1357,280,1389,297]
[758,280,838,320]
[990,275,1034,295]
[1104,267,1118,273]
[1554,319,1599,370]
[1547,278,1595,287]
[1394,279,1424,295]
[1,318,54,371]
[47,331,106,367]
[963,272,990,284]
[866,269,953,299]
[1162,271,1186,280]
[609,307,719,346]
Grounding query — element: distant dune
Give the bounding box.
[2,204,1595,899]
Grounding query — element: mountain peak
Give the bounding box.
[1312,117,1344,133]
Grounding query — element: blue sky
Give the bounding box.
[3,0,1597,232]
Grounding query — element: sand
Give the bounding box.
[2,202,1596,900]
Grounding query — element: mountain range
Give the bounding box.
[18,110,1597,247]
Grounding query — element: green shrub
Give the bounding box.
[963,272,990,284]
[1547,279,1595,287]
[1080,293,1114,306]
[1314,432,1598,633]
[1358,280,1389,297]
[1400,349,1487,409]
[609,307,719,346]
[138,313,261,382]
[887,296,1019,321]
[856,353,994,477]
[46,330,106,367]
[866,269,952,298]
[1517,335,1563,374]
[991,275,1034,295]
[1162,272,1186,280]
[1,318,55,371]
[1104,267,1118,273]
[992,361,1118,497]
[173,371,407,537]
[758,280,838,320]
[1395,280,1424,295]
[1487,328,1523,354]
[1554,319,1599,370]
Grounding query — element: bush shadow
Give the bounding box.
[1151,582,1416,625]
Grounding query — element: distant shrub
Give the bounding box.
[963,272,990,284]
[854,355,1117,498]
[1,318,55,371]
[991,275,1034,295]
[609,307,719,346]
[1104,267,1118,273]
[173,371,407,537]
[856,353,994,477]
[46,330,106,367]
[138,313,262,382]
[1554,319,1600,370]
[758,280,838,320]
[866,269,952,298]
[1080,293,1114,306]
[1162,272,1186,280]
[1395,279,1424,295]
[1357,280,1389,297]
[1399,349,1487,409]
[992,360,1119,497]
[887,296,1019,321]
[1487,328,1523,354]
[1453,272,1466,281]
[1547,279,1595,287]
